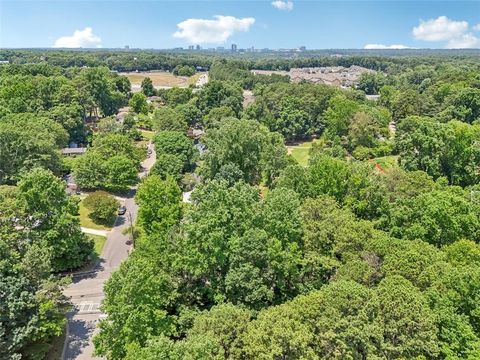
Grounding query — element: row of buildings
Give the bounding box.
[183,44,307,53]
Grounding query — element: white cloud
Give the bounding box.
[412,16,479,49]
[364,43,412,49]
[173,15,255,44]
[53,27,102,48]
[447,33,480,49]
[271,1,294,11]
[413,16,468,41]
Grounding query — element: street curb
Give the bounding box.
[61,320,70,360]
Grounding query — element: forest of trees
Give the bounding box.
[1,51,480,359]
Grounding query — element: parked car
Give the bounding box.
[118,206,127,216]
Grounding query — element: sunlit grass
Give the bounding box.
[78,199,113,231]
[371,155,399,172]
[88,234,107,256]
[287,139,319,167]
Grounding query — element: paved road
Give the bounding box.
[63,143,156,360]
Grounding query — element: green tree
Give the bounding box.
[73,152,107,190]
[92,133,141,166]
[17,168,92,271]
[104,155,138,192]
[151,153,184,181]
[201,119,286,185]
[389,187,480,246]
[94,256,178,360]
[374,275,438,358]
[129,92,148,114]
[83,191,119,225]
[198,80,243,116]
[441,120,480,186]
[153,131,197,171]
[141,77,156,97]
[152,107,187,132]
[0,115,66,184]
[323,95,359,139]
[135,175,182,236]
[395,116,445,179]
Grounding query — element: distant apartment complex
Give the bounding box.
[252,65,375,87]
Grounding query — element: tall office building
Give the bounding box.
[231,43,237,52]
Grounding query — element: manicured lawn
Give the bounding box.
[288,139,319,167]
[89,234,107,256]
[78,200,113,231]
[290,147,310,167]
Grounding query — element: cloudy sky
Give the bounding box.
[0,1,479,49]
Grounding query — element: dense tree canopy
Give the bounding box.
[3,50,480,360]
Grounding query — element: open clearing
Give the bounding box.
[370,155,399,172]
[121,71,198,90]
[287,139,319,167]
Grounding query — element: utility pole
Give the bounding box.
[128,211,135,249]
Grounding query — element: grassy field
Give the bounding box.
[121,71,191,88]
[287,139,319,167]
[370,155,399,172]
[78,199,113,231]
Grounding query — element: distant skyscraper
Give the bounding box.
[124,45,130,50]
[231,43,237,52]
[195,44,201,50]
[299,46,306,51]
[188,45,194,50]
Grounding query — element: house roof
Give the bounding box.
[62,147,87,155]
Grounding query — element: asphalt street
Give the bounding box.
[62,143,156,360]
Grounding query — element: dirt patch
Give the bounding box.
[243,90,255,108]
[121,71,191,89]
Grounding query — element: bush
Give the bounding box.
[84,191,120,225]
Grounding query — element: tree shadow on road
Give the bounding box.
[64,316,97,360]
[70,258,106,284]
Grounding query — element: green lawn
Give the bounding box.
[78,200,113,231]
[89,234,107,256]
[371,155,399,172]
[290,147,311,167]
[140,129,155,141]
[288,139,319,167]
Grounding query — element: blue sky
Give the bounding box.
[1,1,479,49]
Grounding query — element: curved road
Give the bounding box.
[63,143,156,360]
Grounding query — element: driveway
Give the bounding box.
[62,143,156,360]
